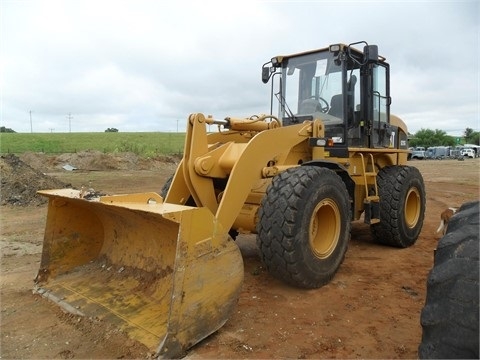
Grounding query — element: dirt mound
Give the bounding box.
[19,150,180,172]
[0,154,68,206]
[1,151,180,206]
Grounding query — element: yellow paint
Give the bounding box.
[36,190,243,358]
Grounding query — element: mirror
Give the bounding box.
[262,66,271,84]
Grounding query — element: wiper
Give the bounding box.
[275,91,299,123]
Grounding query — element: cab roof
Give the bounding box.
[273,43,386,64]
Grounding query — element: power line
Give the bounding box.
[66,113,73,132]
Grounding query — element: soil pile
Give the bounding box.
[1,151,180,206]
[19,150,180,172]
[0,154,68,206]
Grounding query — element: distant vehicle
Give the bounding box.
[463,144,480,158]
[450,147,464,159]
[409,147,426,160]
[425,146,451,160]
[461,148,475,158]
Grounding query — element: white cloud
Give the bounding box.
[1,0,478,135]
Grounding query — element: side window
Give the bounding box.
[373,65,388,123]
[284,67,300,114]
[348,69,360,113]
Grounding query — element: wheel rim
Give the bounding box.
[405,187,421,228]
[309,199,340,259]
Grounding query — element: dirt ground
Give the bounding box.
[1,152,479,359]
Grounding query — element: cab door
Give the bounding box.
[370,63,391,148]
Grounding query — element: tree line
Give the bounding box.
[0,126,120,133]
[0,126,15,133]
[408,128,479,148]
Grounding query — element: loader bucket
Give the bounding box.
[34,189,244,358]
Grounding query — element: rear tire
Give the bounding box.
[257,166,351,289]
[371,165,425,247]
[419,201,479,359]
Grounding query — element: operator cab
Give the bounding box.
[262,41,392,151]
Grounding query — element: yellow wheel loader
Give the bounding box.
[35,41,426,358]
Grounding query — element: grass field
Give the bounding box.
[0,132,186,157]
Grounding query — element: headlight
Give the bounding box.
[329,44,341,53]
[271,56,283,67]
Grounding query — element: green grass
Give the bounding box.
[0,132,186,157]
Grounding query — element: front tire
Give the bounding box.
[257,166,351,289]
[371,165,426,247]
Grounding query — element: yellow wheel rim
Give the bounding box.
[405,187,421,228]
[309,198,340,259]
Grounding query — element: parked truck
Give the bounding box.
[409,146,426,160]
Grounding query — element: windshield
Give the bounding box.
[280,51,343,122]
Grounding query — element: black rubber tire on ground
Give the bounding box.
[160,174,197,206]
[371,165,426,248]
[161,174,239,238]
[418,200,479,359]
[160,175,174,199]
[256,166,351,289]
[161,174,228,203]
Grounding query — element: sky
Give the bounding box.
[1,0,478,136]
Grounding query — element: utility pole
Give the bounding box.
[29,110,33,133]
[66,113,73,132]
